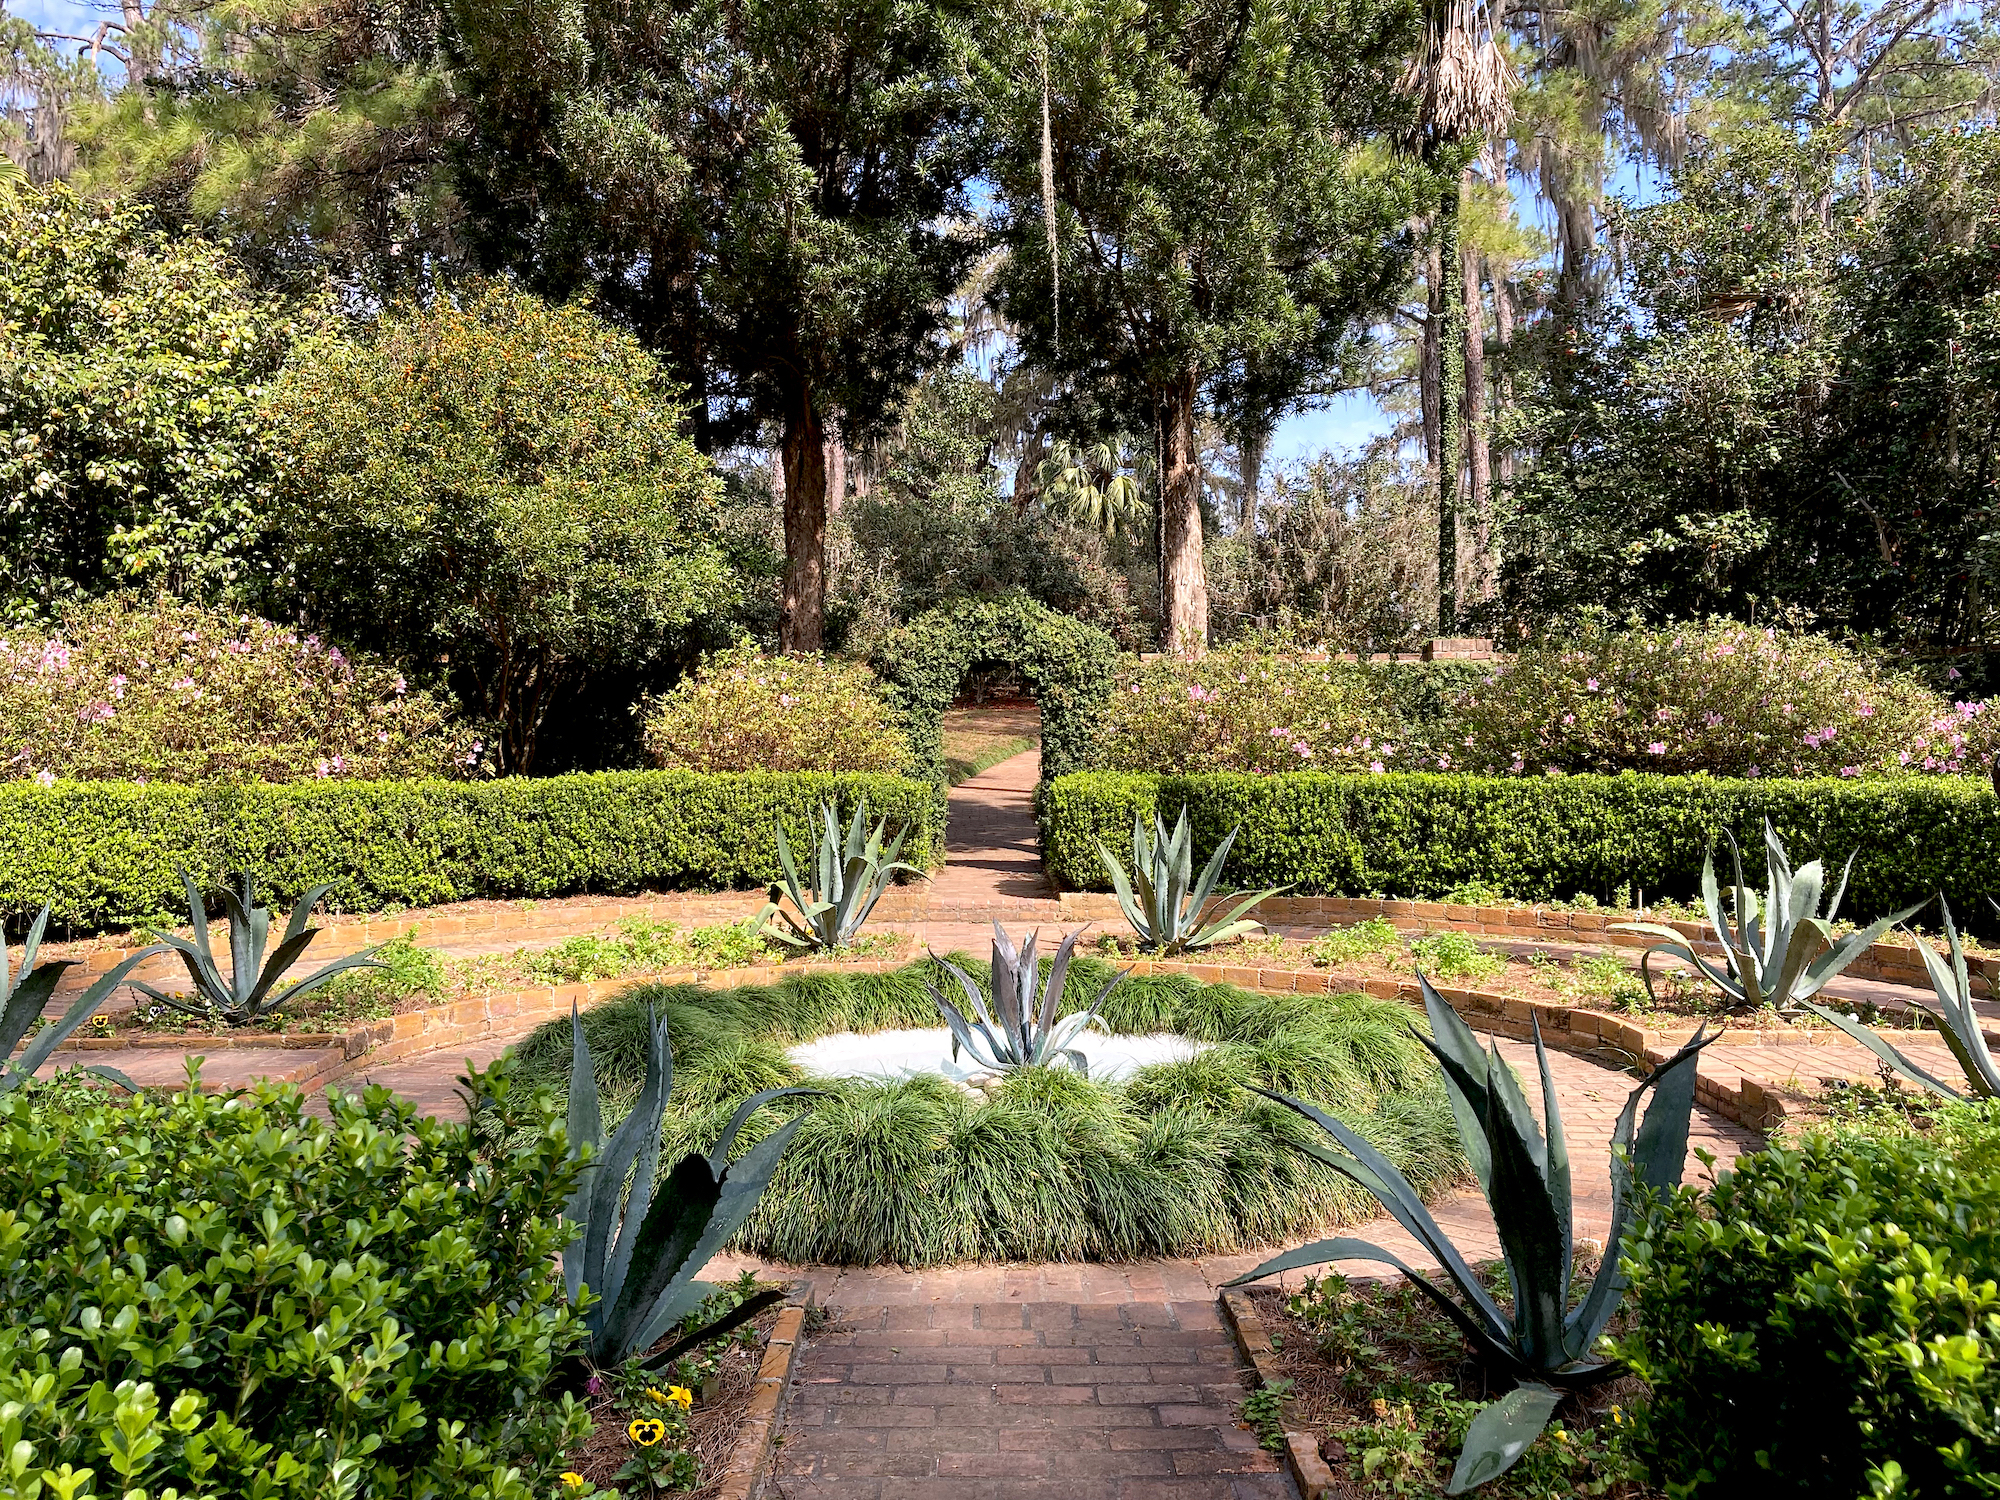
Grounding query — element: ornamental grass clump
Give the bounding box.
[641,643,912,773]
[1094,643,1414,774]
[1451,619,1996,778]
[1230,975,1716,1493]
[0,595,485,783]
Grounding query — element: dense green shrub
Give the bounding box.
[1,596,484,784]
[871,593,1120,781]
[508,957,1464,1265]
[640,643,911,773]
[1454,621,1996,778]
[0,1063,589,1499]
[1616,1108,2000,1496]
[269,281,730,773]
[1042,769,2000,927]
[0,771,944,932]
[1095,644,1408,773]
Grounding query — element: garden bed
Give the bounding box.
[507,957,1470,1265]
[1240,1274,1644,1498]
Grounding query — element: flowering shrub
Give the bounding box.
[1450,622,1998,778]
[1093,646,1412,774]
[0,596,486,783]
[641,644,912,773]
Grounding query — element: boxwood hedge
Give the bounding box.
[0,771,944,932]
[1042,770,2000,927]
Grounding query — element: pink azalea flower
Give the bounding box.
[1369,760,1384,774]
[1648,741,1667,755]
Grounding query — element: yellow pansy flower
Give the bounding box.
[628,1416,667,1447]
[559,1474,588,1493]
[666,1385,695,1410]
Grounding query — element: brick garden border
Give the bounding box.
[1219,1289,1336,1500]
[715,1296,811,1500]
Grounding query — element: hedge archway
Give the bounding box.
[871,594,1120,783]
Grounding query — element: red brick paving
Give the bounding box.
[769,1300,1293,1500]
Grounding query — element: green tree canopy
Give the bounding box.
[0,182,302,620]
[978,0,1432,654]
[268,281,731,771]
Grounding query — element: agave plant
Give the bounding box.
[564,1003,817,1368]
[757,800,923,952]
[927,923,1126,1076]
[1614,823,1917,1014]
[1096,807,1286,955]
[1801,897,1999,1099]
[127,872,386,1027]
[1,903,165,1094]
[1229,974,1716,1493]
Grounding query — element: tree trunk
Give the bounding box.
[1463,237,1492,604]
[1239,422,1264,534]
[1421,244,1442,474]
[1492,268,1516,489]
[1160,374,1209,655]
[825,424,847,515]
[779,386,829,653]
[1434,177,1465,633]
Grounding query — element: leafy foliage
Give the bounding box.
[0,1061,592,1498]
[128,871,386,1027]
[1042,770,2000,931]
[870,593,1121,782]
[1503,126,2000,655]
[1617,823,1917,1013]
[0,595,484,784]
[641,644,911,774]
[510,957,1462,1265]
[0,183,302,619]
[1229,977,1715,1491]
[1452,620,1995,778]
[0,771,944,934]
[927,923,1122,1075]
[1616,1108,2000,1498]
[1095,644,1421,775]
[0,903,161,1094]
[1098,807,1286,954]
[268,281,730,772]
[758,801,922,952]
[562,1004,812,1369]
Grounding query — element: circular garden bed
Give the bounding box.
[511,956,1464,1266]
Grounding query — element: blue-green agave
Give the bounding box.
[757,800,922,951]
[1,903,164,1093]
[1230,975,1715,1492]
[927,923,1126,1076]
[1097,807,1285,955]
[563,1003,818,1368]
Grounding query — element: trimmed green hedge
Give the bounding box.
[1042,770,2000,926]
[0,771,945,932]
[872,593,1120,783]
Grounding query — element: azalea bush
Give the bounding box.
[641,644,912,773]
[0,596,486,783]
[1092,645,1416,774]
[1451,621,1997,778]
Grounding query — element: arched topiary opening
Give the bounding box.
[872,594,1120,783]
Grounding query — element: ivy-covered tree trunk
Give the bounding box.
[780,386,829,654]
[1160,371,1209,655]
[1434,175,1465,632]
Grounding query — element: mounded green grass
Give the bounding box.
[509,955,1465,1266]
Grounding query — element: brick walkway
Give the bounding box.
[771,1301,1289,1500]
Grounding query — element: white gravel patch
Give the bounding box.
[785,1027,1210,1085]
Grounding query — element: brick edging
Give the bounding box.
[717,1296,810,1500]
[1056,892,1984,998]
[1219,1289,1334,1500]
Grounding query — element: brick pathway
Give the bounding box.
[772,1301,1289,1500]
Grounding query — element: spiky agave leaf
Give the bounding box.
[1096,806,1285,955]
[755,800,922,951]
[923,924,1126,1077]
